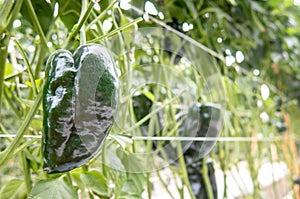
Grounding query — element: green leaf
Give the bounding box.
[184,0,198,19]
[21,0,54,34]
[121,179,141,195]
[119,178,145,198]
[56,0,81,31]
[25,78,43,89]
[116,149,146,193]
[80,170,110,197]
[141,90,155,102]
[109,134,133,149]
[268,0,282,7]
[99,0,109,10]
[226,0,237,6]
[28,176,78,199]
[70,171,90,199]
[0,179,27,199]
[4,62,13,77]
[71,172,85,191]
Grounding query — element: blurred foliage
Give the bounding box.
[0,0,300,198]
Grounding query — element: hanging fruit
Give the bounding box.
[42,44,119,173]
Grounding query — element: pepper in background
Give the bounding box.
[182,103,220,199]
[43,44,119,174]
[132,97,221,198]
[185,158,218,199]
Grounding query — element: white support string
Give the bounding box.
[0,134,294,142]
[0,134,42,139]
[131,136,287,142]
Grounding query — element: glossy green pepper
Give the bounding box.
[149,102,222,162]
[43,44,119,173]
[182,103,222,158]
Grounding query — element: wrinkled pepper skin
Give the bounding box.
[43,44,119,173]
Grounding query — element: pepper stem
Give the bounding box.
[80,0,89,45]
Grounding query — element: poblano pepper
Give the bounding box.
[43,44,119,173]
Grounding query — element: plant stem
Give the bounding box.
[176,143,196,199]
[88,17,143,43]
[24,0,48,47]
[0,88,43,166]
[80,0,88,45]
[201,158,214,199]
[0,0,14,34]
[34,46,47,78]
[101,142,107,177]
[3,88,22,119]
[21,151,32,193]
[0,0,23,119]
[0,34,10,120]
[126,94,180,132]
[147,172,152,199]
[65,1,94,48]
[0,123,13,142]
[13,38,38,96]
[66,172,73,185]
[156,170,176,199]
[85,0,118,31]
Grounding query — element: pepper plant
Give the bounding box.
[1,0,300,199]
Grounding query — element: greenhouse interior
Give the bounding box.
[1,0,300,198]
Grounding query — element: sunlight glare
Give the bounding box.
[145,1,158,15]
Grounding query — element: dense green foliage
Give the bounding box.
[1,0,300,198]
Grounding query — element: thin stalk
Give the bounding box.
[34,46,47,78]
[85,0,118,31]
[24,0,48,47]
[0,35,10,119]
[201,159,214,199]
[87,17,143,43]
[126,95,180,132]
[0,123,13,142]
[178,185,184,199]
[3,88,22,119]
[101,142,107,177]
[0,0,23,118]
[4,69,26,81]
[0,88,43,166]
[0,0,14,33]
[80,29,86,46]
[145,106,159,199]
[80,0,88,45]
[13,139,37,156]
[218,143,228,198]
[145,105,157,161]
[13,38,38,96]
[66,172,73,185]
[176,142,196,199]
[87,12,103,39]
[155,169,176,199]
[65,1,94,48]
[27,44,47,100]
[21,151,32,193]
[110,9,132,109]
[146,172,151,199]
